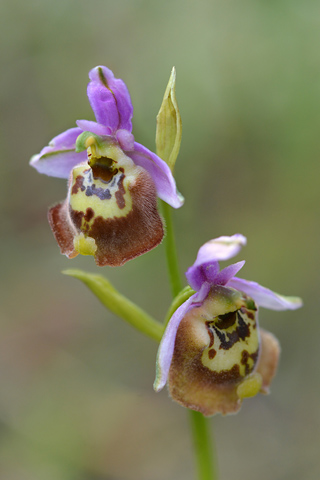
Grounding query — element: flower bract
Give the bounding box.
[30,66,183,266]
[154,234,303,416]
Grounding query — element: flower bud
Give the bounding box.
[156,67,182,171]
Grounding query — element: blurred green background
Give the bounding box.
[1,0,319,479]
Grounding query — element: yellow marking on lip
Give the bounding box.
[237,372,262,399]
[201,312,258,376]
[69,146,144,224]
[188,287,260,377]
[73,233,97,256]
[69,169,133,222]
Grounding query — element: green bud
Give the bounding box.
[156,67,182,172]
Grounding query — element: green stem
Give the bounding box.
[160,200,183,298]
[160,201,217,480]
[189,411,218,480]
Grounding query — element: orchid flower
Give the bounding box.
[154,234,302,416]
[30,66,183,266]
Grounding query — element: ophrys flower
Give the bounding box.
[30,66,183,266]
[154,234,302,415]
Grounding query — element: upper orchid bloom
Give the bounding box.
[30,66,183,266]
[154,234,303,416]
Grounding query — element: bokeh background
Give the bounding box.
[1,0,319,479]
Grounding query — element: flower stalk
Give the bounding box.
[189,410,218,480]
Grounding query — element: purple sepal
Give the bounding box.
[29,127,86,178]
[47,127,83,149]
[30,150,87,178]
[228,277,303,311]
[154,282,210,392]
[87,66,133,134]
[127,142,184,209]
[186,234,246,290]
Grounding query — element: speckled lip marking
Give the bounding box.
[167,290,260,416]
[206,310,251,351]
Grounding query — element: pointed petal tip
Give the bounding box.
[214,260,246,286]
[283,296,303,310]
[29,154,39,167]
[228,277,303,311]
[170,190,185,209]
[61,268,81,277]
[153,375,165,393]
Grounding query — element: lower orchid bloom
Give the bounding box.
[30,66,183,266]
[154,234,302,416]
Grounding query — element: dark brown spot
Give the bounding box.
[241,349,259,375]
[241,350,249,365]
[240,306,255,320]
[115,173,126,209]
[236,311,251,340]
[208,349,217,360]
[207,310,251,351]
[205,321,215,347]
[71,209,90,234]
[84,207,94,222]
[71,175,85,195]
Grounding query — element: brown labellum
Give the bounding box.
[48,159,164,266]
[167,287,279,416]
